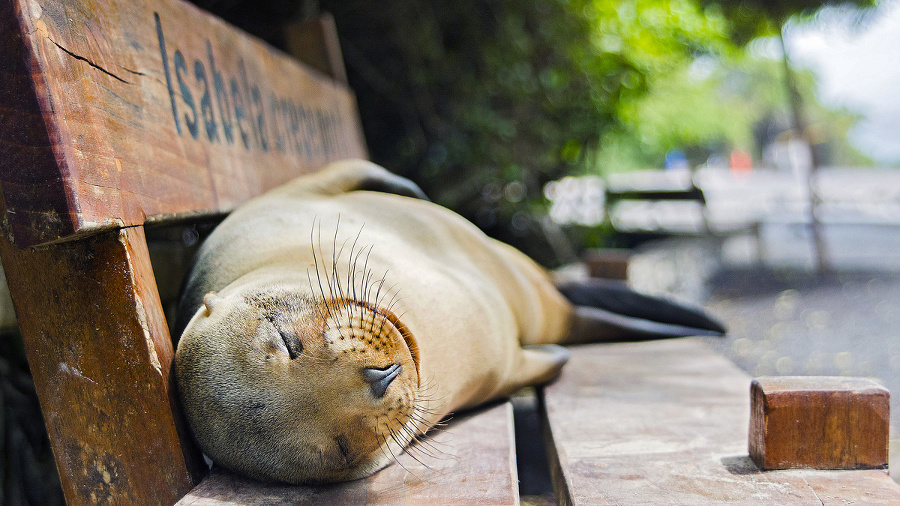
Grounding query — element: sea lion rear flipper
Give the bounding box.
[558,280,726,343]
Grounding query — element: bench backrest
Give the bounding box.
[0,0,364,503]
[1,0,365,248]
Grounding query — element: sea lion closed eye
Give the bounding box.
[173,159,724,484]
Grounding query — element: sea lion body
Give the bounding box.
[175,160,574,483]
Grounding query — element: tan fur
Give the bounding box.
[174,160,575,484]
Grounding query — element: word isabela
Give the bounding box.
[155,13,345,158]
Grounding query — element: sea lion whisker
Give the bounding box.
[359,245,378,329]
[405,408,444,432]
[374,292,403,337]
[406,430,444,454]
[387,430,433,471]
[409,403,442,418]
[384,290,403,314]
[378,287,404,333]
[368,295,379,333]
[314,218,331,300]
[360,245,374,291]
[399,443,435,471]
[411,429,452,456]
[346,226,365,320]
[382,281,403,305]
[306,268,334,325]
[396,422,448,459]
[373,272,390,308]
[308,219,329,320]
[331,223,357,319]
[370,273,390,330]
[378,431,419,477]
[403,437,442,462]
[374,432,400,469]
[314,219,343,323]
[413,380,449,410]
[408,438,451,463]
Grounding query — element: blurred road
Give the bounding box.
[626,219,900,481]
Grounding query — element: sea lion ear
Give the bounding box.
[202,292,222,316]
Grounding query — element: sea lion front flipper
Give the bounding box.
[356,169,429,201]
[558,280,726,344]
[285,159,429,200]
[497,345,571,397]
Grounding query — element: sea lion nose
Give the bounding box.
[362,363,402,398]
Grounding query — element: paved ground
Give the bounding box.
[627,223,900,480]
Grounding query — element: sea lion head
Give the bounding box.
[174,275,421,484]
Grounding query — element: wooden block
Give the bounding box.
[0,0,367,247]
[749,376,889,470]
[0,227,205,505]
[582,248,631,280]
[177,402,520,505]
[540,340,900,505]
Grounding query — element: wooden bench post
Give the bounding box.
[0,227,206,505]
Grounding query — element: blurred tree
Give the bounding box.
[701,0,876,42]
[700,0,877,275]
[595,49,871,173]
[187,0,875,265]
[312,0,736,263]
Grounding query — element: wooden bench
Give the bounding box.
[542,339,900,504]
[604,172,762,251]
[2,0,899,504]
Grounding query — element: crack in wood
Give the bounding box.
[803,477,825,506]
[120,67,146,77]
[48,37,131,84]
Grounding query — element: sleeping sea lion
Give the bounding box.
[173,159,724,484]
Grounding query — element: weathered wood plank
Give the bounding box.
[284,14,348,85]
[750,376,889,470]
[0,0,366,247]
[541,339,900,505]
[582,248,631,280]
[767,469,900,505]
[177,401,520,505]
[0,226,205,505]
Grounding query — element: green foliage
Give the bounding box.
[194,0,877,264]
[592,46,873,173]
[315,0,744,263]
[700,0,877,43]
[597,60,759,172]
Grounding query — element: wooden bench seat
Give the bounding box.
[542,338,900,504]
[178,402,519,505]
